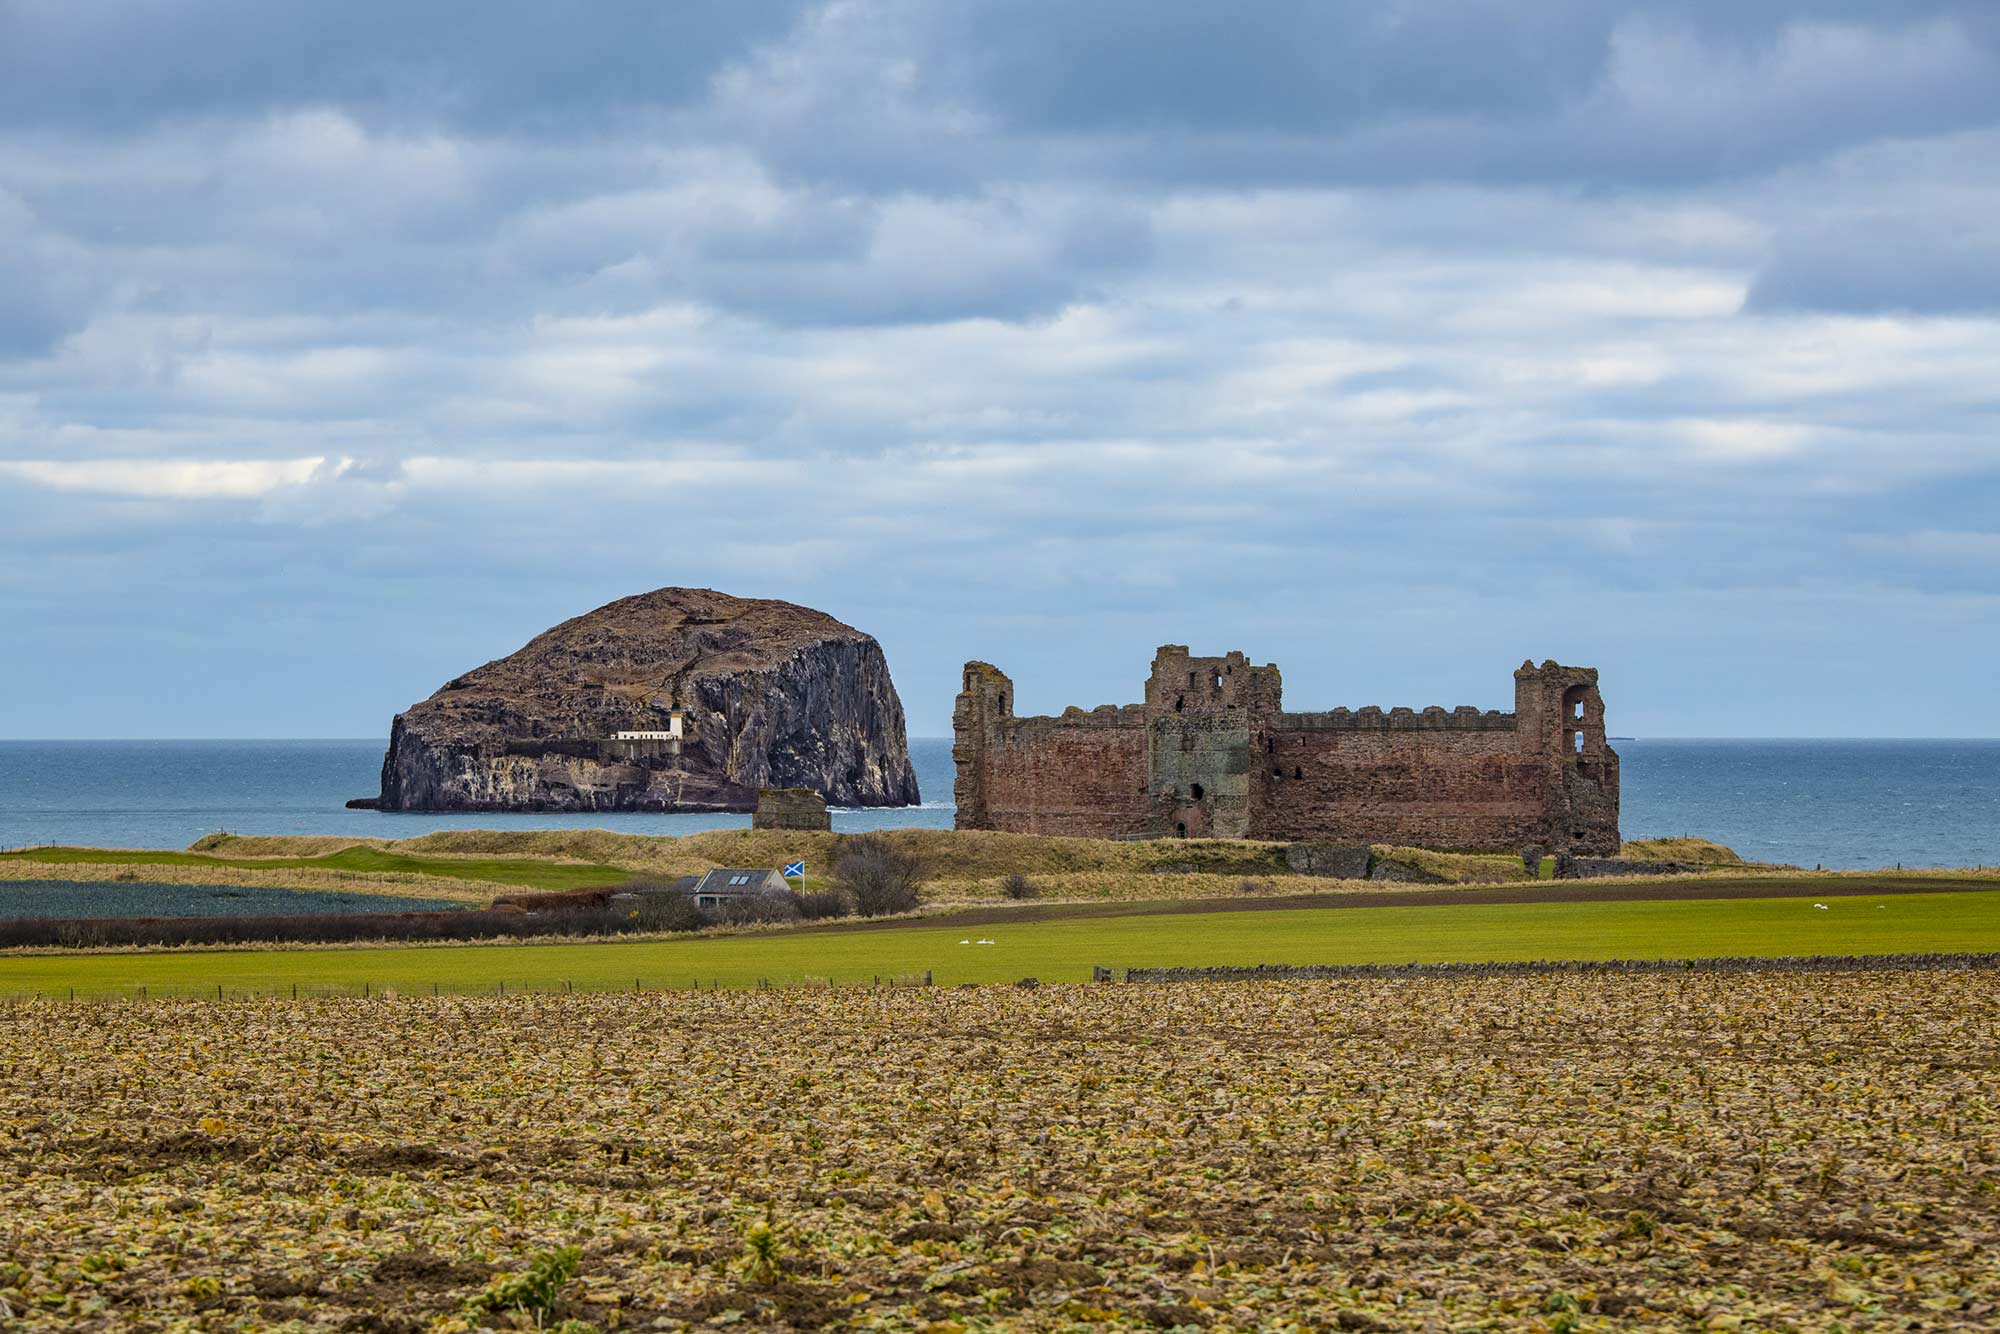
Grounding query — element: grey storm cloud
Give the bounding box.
[2,1,1999,738]
[0,1,811,131]
[1750,223,2000,316]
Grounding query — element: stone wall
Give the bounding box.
[953,649,1620,853]
[1120,953,2000,984]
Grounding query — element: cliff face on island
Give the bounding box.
[375,588,920,812]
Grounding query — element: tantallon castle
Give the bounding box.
[953,647,1620,854]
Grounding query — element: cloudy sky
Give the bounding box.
[3,1,1998,740]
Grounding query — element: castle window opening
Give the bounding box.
[1293,766,1303,779]
[1212,672,1222,690]
[1573,731,1585,754]
[1272,767,1283,779]
[1175,695,1185,713]
[1573,699,1585,720]
[1191,783,1205,801]
[1176,822,1188,838]
[1181,733,1195,753]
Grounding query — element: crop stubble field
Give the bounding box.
[2,970,1997,1331]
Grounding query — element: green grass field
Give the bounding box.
[4,889,1995,999]
[0,846,634,891]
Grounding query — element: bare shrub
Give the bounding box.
[794,888,856,921]
[1001,872,1038,901]
[626,892,709,933]
[1237,878,1276,895]
[714,894,801,926]
[831,834,927,917]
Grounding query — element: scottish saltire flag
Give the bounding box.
[783,861,806,879]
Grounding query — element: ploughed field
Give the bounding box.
[2,972,1995,1331]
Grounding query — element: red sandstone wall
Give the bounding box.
[977,722,1150,837]
[1250,727,1552,849]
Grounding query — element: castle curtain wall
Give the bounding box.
[953,650,1619,853]
[964,716,1151,837]
[1250,723,1550,848]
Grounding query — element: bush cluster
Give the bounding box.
[830,834,928,916]
[0,858,900,949]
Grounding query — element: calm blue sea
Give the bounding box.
[0,738,1995,870]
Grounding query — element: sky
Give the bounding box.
[2,1,1998,740]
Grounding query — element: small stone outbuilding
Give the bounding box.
[753,787,832,831]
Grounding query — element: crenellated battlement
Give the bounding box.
[1278,706,1517,732]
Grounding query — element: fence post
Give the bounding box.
[363,982,369,999]
[497,980,504,997]
[433,982,439,997]
[924,969,932,987]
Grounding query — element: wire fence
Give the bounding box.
[0,970,940,1005]
[11,948,2000,1005]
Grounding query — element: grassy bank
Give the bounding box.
[3,829,1755,905]
[4,887,1995,998]
[0,845,633,891]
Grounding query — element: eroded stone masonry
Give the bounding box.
[953,647,1619,853]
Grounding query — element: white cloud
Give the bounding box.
[0,457,331,498]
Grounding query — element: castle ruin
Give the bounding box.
[952,647,1619,853]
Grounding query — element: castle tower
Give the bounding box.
[951,662,1014,829]
[1514,660,1620,854]
[1141,646,1279,839]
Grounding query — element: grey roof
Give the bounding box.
[691,868,790,897]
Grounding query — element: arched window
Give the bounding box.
[1190,783,1205,801]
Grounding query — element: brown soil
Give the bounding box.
[815,873,1999,933]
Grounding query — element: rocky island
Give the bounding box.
[367,588,920,813]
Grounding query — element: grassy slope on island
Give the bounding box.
[4,887,1996,997]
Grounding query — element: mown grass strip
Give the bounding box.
[0,846,634,890]
[4,889,1998,999]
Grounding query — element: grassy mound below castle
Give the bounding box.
[6,828,1762,909]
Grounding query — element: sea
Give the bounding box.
[0,738,1996,871]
